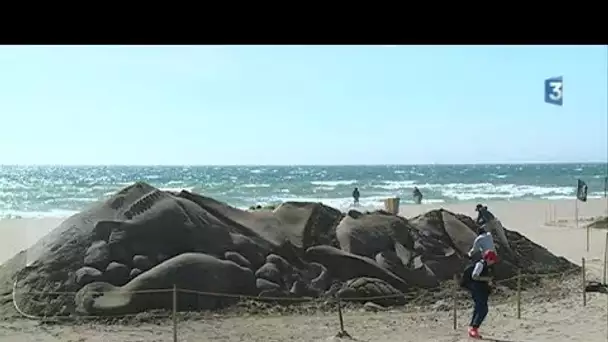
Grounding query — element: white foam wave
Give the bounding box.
[288,169,310,175]
[424,199,447,204]
[241,183,271,188]
[313,186,336,192]
[373,180,416,190]
[249,195,443,212]
[541,195,603,200]
[52,197,98,203]
[414,182,574,200]
[310,180,358,187]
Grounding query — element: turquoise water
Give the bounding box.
[0,163,606,218]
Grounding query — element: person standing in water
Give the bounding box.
[412,187,423,204]
[352,187,360,206]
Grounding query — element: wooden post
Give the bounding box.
[173,284,178,342]
[582,258,587,307]
[575,198,579,229]
[604,232,608,284]
[452,274,458,330]
[552,204,556,224]
[586,225,590,253]
[334,296,352,339]
[338,297,345,332]
[516,269,522,319]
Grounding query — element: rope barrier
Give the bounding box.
[10,265,584,320]
[11,263,602,342]
[12,281,172,321]
[16,287,175,295]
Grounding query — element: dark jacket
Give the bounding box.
[476,208,496,226]
[463,260,493,294]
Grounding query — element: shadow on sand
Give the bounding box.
[482,337,523,342]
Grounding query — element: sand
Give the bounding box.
[1,198,608,342]
[0,217,65,265]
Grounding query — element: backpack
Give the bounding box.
[458,260,493,292]
[459,260,488,290]
[459,263,476,289]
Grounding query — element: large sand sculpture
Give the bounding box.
[0,182,578,317]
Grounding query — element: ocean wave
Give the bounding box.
[2,164,606,219]
[413,182,573,200]
[541,194,604,200]
[313,186,336,192]
[373,180,416,190]
[310,180,358,187]
[243,195,445,212]
[240,183,271,188]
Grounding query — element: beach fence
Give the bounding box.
[544,202,586,227]
[10,262,608,341]
[544,202,559,226]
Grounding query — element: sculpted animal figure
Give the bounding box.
[75,252,256,315]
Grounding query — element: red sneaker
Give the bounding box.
[468,327,482,339]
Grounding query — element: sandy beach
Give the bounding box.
[1,197,608,341]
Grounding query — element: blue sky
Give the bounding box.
[0,45,606,165]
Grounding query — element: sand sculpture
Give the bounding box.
[0,182,578,317]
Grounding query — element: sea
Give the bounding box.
[0,163,606,219]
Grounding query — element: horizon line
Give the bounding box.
[1,161,607,168]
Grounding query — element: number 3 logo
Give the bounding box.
[545,76,563,106]
[548,81,563,100]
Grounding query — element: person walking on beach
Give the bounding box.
[462,250,498,339]
[352,187,360,206]
[412,187,423,204]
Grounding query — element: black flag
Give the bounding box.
[576,179,588,202]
